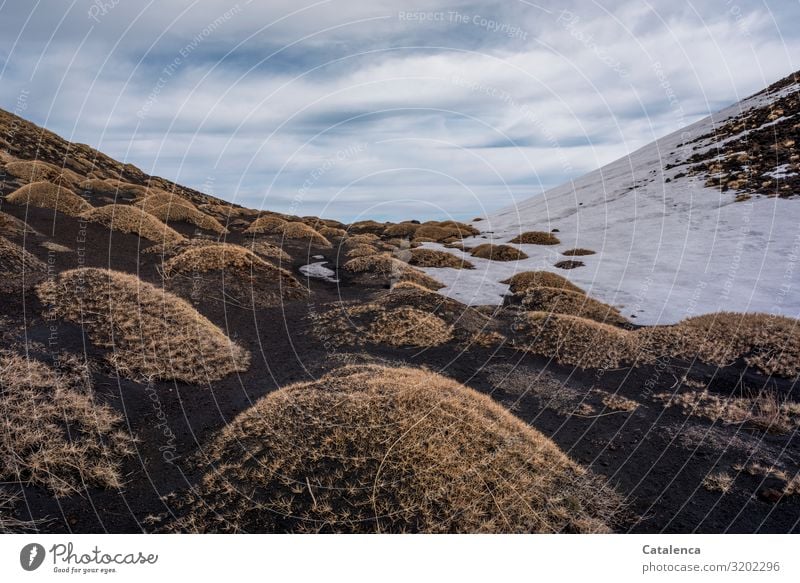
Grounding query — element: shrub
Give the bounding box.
[347,220,387,235]
[134,191,197,212]
[0,236,46,292]
[0,352,134,496]
[0,212,34,236]
[366,306,453,347]
[502,271,584,294]
[319,226,347,239]
[345,244,380,258]
[521,287,628,327]
[248,240,291,262]
[4,160,80,185]
[413,225,452,241]
[638,312,800,378]
[163,243,307,307]
[81,179,148,198]
[342,253,444,290]
[244,215,288,234]
[563,248,596,256]
[6,181,92,216]
[409,248,474,269]
[470,243,528,261]
[146,203,228,235]
[554,260,585,270]
[512,312,639,369]
[82,205,184,244]
[510,231,560,245]
[279,222,331,246]
[37,268,251,382]
[384,222,421,237]
[165,364,621,533]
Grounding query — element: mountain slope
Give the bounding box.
[428,71,800,325]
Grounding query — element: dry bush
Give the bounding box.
[248,239,292,262]
[512,312,639,369]
[510,231,561,245]
[82,205,184,244]
[343,253,445,290]
[0,212,36,236]
[6,181,92,216]
[80,179,147,198]
[165,364,621,533]
[163,243,307,307]
[384,222,421,237]
[348,220,387,235]
[319,226,347,239]
[342,233,380,247]
[438,220,480,237]
[600,393,639,412]
[702,473,734,493]
[563,248,596,256]
[0,489,39,533]
[413,225,452,242]
[4,159,80,185]
[655,389,800,433]
[0,352,134,496]
[146,203,228,235]
[244,215,288,234]
[365,306,453,347]
[0,236,46,293]
[521,287,628,327]
[502,271,585,294]
[470,243,528,261]
[554,260,585,270]
[409,248,474,269]
[278,222,331,246]
[637,312,800,378]
[134,190,197,212]
[345,244,379,258]
[37,268,251,383]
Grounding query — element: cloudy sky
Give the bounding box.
[1,0,798,221]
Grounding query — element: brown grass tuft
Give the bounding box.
[521,287,628,327]
[512,312,639,369]
[702,472,734,493]
[0,212,36,236]
[37,268,251,383]
[0,236,46,293]
[366,306,453,347]
[502,270,584,294]
[248,239,292,262]
[563,248,596,256]
[342,253,444,290]
[409,248,474,269]
[6,181,92,216]
[163,243,307,307]
[165,364,621,533]
[470,243,528,261]
[82,204,184,244]
[345,244,380,258]
[0,352,134,496]
[4,159,80,185]
[146,203,228,235]
[510,231,560,245]
[554,260,585,270]
[637,312,800,378]
[655,389,800,434]
[244,215,288,234]
[319,226,347,239]
[384,222,421,237]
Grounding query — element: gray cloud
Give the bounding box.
[1,0,798,221]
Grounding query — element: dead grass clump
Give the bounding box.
[342,233,380,247]
[6,181,92,216]
[413,225,452,242]
[244,215,288,234]
[82,205,184,244]
[512,312,639,369]
[366,306,453,347]
[470,243,528,261]
[248,240,292,262]
[384,222,421,237]
[348,220,387,235]
[703,472,734,493]
[342,253,444,290]
[163,244,307,307]
[37,268,251,383]
[5,159,79,185]
[0,212,35,236]
[600,393,639,412]
[147,203,228,235]
[521,287,628,327]
[80,179,147,198]
[655,389,800,434]
[346,244,380,258]
[319,226,347,239]
[40,241,72,253]
[555,260,585,270]
[279,222,331,246]
[165,364,621,533]
[502,271,585,294]
[0,236,46,293]
[134,190,197,212]
[438,220,480,237]
[510,231,560,245]
[563,248,596,256]
[0,352,134,496]
[409,248,474,269]
[637,313,800,378]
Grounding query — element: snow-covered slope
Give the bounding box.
[426,72,800,325]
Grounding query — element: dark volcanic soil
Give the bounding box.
[1,200,798,534]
